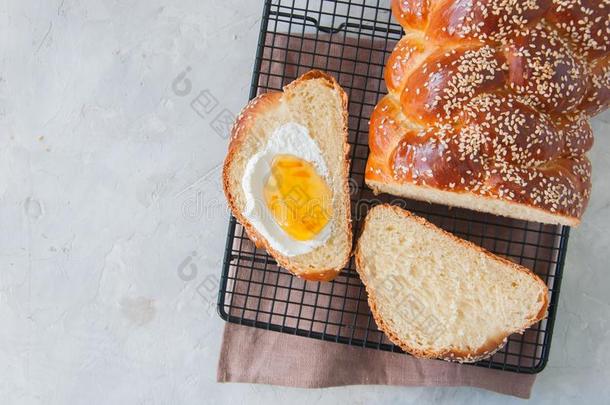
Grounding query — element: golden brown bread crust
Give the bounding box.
[367,0,609,225]
[355,204,550,363]
[222,70,352,282]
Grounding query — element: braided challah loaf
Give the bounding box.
[366,0,609,225]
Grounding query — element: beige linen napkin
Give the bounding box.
[218,323,536,398]
[217,32,539,399]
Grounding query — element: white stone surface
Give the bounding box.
[1,1,609,404]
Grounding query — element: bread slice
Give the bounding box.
[355,204,549,362]
[222,70,352,281]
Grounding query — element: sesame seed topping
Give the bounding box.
[371,0,602,218]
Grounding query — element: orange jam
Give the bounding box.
[263,154,333,241]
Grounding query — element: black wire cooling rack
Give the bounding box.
[218,0,569,374]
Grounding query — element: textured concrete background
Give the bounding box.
[1,0,609,403]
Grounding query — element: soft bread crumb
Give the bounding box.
[367,179,580,226]
[355,204,549,362]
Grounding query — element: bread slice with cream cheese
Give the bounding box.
[223,70,352,281]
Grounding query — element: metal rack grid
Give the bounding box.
[218,0,568,374]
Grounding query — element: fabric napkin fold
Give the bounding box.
[217,32,537,399]
[218,323,536,398]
